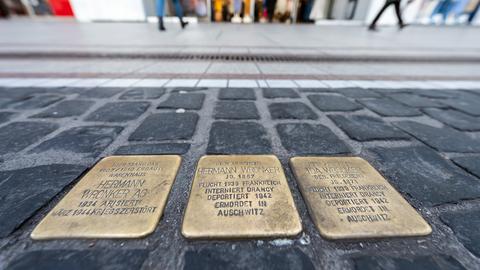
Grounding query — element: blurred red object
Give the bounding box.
[48,0,73,16]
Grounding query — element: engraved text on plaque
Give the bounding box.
[31,155,181,239]
[290,157,431,240]
[182,155,302,239]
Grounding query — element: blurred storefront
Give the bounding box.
[70,0,146,22]
[0,0,54,17]
[49,0,73,16]
[146,0,374,23]
[366,0,480,26]
[144,0,209,21]
[309,0,372,22]
[0,0,478,25]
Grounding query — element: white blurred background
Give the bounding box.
[0,0,478,25]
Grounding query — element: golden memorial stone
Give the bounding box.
[182,155,302,239]
[290,157,432,240]
[31,155,181,240]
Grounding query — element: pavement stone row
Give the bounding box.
[0,85,479,270]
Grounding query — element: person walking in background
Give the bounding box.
[157,0,188,31]
[467,0,480,24]
[430,0,454,24]
[369,0,413,31]
[0,0,10,18]
[266,0,277,22]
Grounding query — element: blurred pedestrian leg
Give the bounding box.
[266,0,277,22]
[0,0,10,18]
[430,0,454,24]
[244,0,253,23]
[157,0,189,31]
[232,0,242,23]
[467,1,480,24]
[369,0,407,31]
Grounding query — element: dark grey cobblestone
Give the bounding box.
[329,115,410,141]
[451,156,480,178]
[207,121,271,154]
[49,87,89,95]
[218,88,256,100]
[0,86,480,270]
[440,92,480,116]
[369,88,410,95]
[157,93,205,110]
[410,89,459,99]
[336,88,381,98]
[0,97,29,108]
[129,113,198,141]
[0,88,74,109]
[268,102,317,119]
[368,146,480,206]
[30,126,123,157]
[85,102,150,122]
[394,121,480,153]
[183,246,314,270]
[0,98,10,107]
[0,112,15,124]
[359,98,422,117]
[6,249,149,270]
[263,88,300,99]
[12,94,64,110]
[308,94,362,112]
[351,254,466,270]
[423,108,480,131]
[0,87,41,102]
[465,89,480,96]
[0,165,86,237]
[78,87,124,99]
[440,210,480,258]
[277,123,350,154]
[31,100,94,119]
[214,101,260,120]
[0,122,58,155]
[388,93,445,108]
[298,88,330,93]
[115,143,190,155]
[119,88,166,100]
[172,87,208,93]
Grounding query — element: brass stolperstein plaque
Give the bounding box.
[182,155,302,239]
[290,157,432,240]
[31,155,181,240]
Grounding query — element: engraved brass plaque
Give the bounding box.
[290,157,431,240]
[31,155,181,240]
[182,155,302,239]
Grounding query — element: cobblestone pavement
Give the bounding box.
[0,84,479,270]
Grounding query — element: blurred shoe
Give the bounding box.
[243,15,253,23]
[368,25,378,31]
[399,23,409,30]
[158,16,166,31]
[231,15,242,23]
[179,17,189,29]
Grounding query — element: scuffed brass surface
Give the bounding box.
[31,155,181,240]
[182,155,302,239]
[290,156,431,240]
